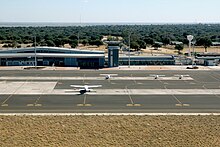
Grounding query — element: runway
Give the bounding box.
[1,70,220,113]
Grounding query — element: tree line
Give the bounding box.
[0,24,219,50]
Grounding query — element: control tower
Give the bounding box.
[106,41,120,67]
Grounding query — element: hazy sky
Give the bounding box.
[0,0,220,23]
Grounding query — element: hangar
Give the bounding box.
[0,47,105,68]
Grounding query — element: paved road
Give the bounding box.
[0,70,220,113]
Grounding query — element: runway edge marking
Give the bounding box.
[0,113,220,116]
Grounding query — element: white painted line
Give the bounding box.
[0,76,194,81]
[35,104,42,107]
[0,113,220,116]
[2,89,220,95]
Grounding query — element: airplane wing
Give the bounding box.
[87,85,102,88]
[174,75,190,77]
[183,75,190,77]
[100,74,118,76]
[158,75,165,77]
[149,74,165,77]
[70,85,86,88]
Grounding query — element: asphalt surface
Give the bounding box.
[1,70,220,113]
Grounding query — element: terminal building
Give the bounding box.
[0,46,175,68]
[119,56,175,65]
[0,47,105,68]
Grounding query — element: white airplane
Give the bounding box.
[174,75,190,79]
[149,74,165,79]
[70,85,102,93]
[100,74,118,80]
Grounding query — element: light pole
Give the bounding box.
[192,41,196,66]
[128,33,131,68]
[34,36,37,68]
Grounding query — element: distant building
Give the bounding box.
[154,41,163,45]
[212,42,220,46]
[119,56,175,65]
[196,53,220,66]
[170,41,183,45]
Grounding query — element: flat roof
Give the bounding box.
[0,47,104,54]
[0,53,104,58]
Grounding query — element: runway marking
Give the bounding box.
[175,104,182,107]
[0,76,194,81]
[1,104,8,107]
[1,80,28,106]
[209,74,220,81]
[172,95,183,106]
[131,74,137,84]
[83,74,86,83]
[203,85,207,89]
[137,82,143,85]
[77,104,92,107]
[126,86,141,107]
[77,94,92,107]
[127,104,141,107]
[190,82,196,85]
[1,95,12,107]
[175,104,190,107]
[183,104,190,107]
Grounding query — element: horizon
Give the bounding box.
[0,22,220,27]
[0,0,220,23]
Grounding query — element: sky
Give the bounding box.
[0,0,220,23]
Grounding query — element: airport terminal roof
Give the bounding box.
[0,53,104,58]
[0,47,104,54]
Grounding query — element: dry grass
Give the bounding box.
[183,46,220,53]
[0,116,220,147]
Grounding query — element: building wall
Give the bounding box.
[108,46,119,67]
[0,47,105,68]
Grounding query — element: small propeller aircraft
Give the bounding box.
[174,75,190,79]
[100,74,118,80]
[149,74,165,79]
[69,85,102,93]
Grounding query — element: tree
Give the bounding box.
[196,37,212,52]
[89,40,103,47]
[137,40,146,49]
[82,39,88,46]
[161,37,171,46]
[46,40,55,47]
[175,44,184,54]
[70,40,78,48]
[130,41,140,51]
[144,37,154,45]
[54,38,63,47]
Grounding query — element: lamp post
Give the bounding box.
[128,33,131,68]
[192,41,196,67]
[34,36,37,68]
